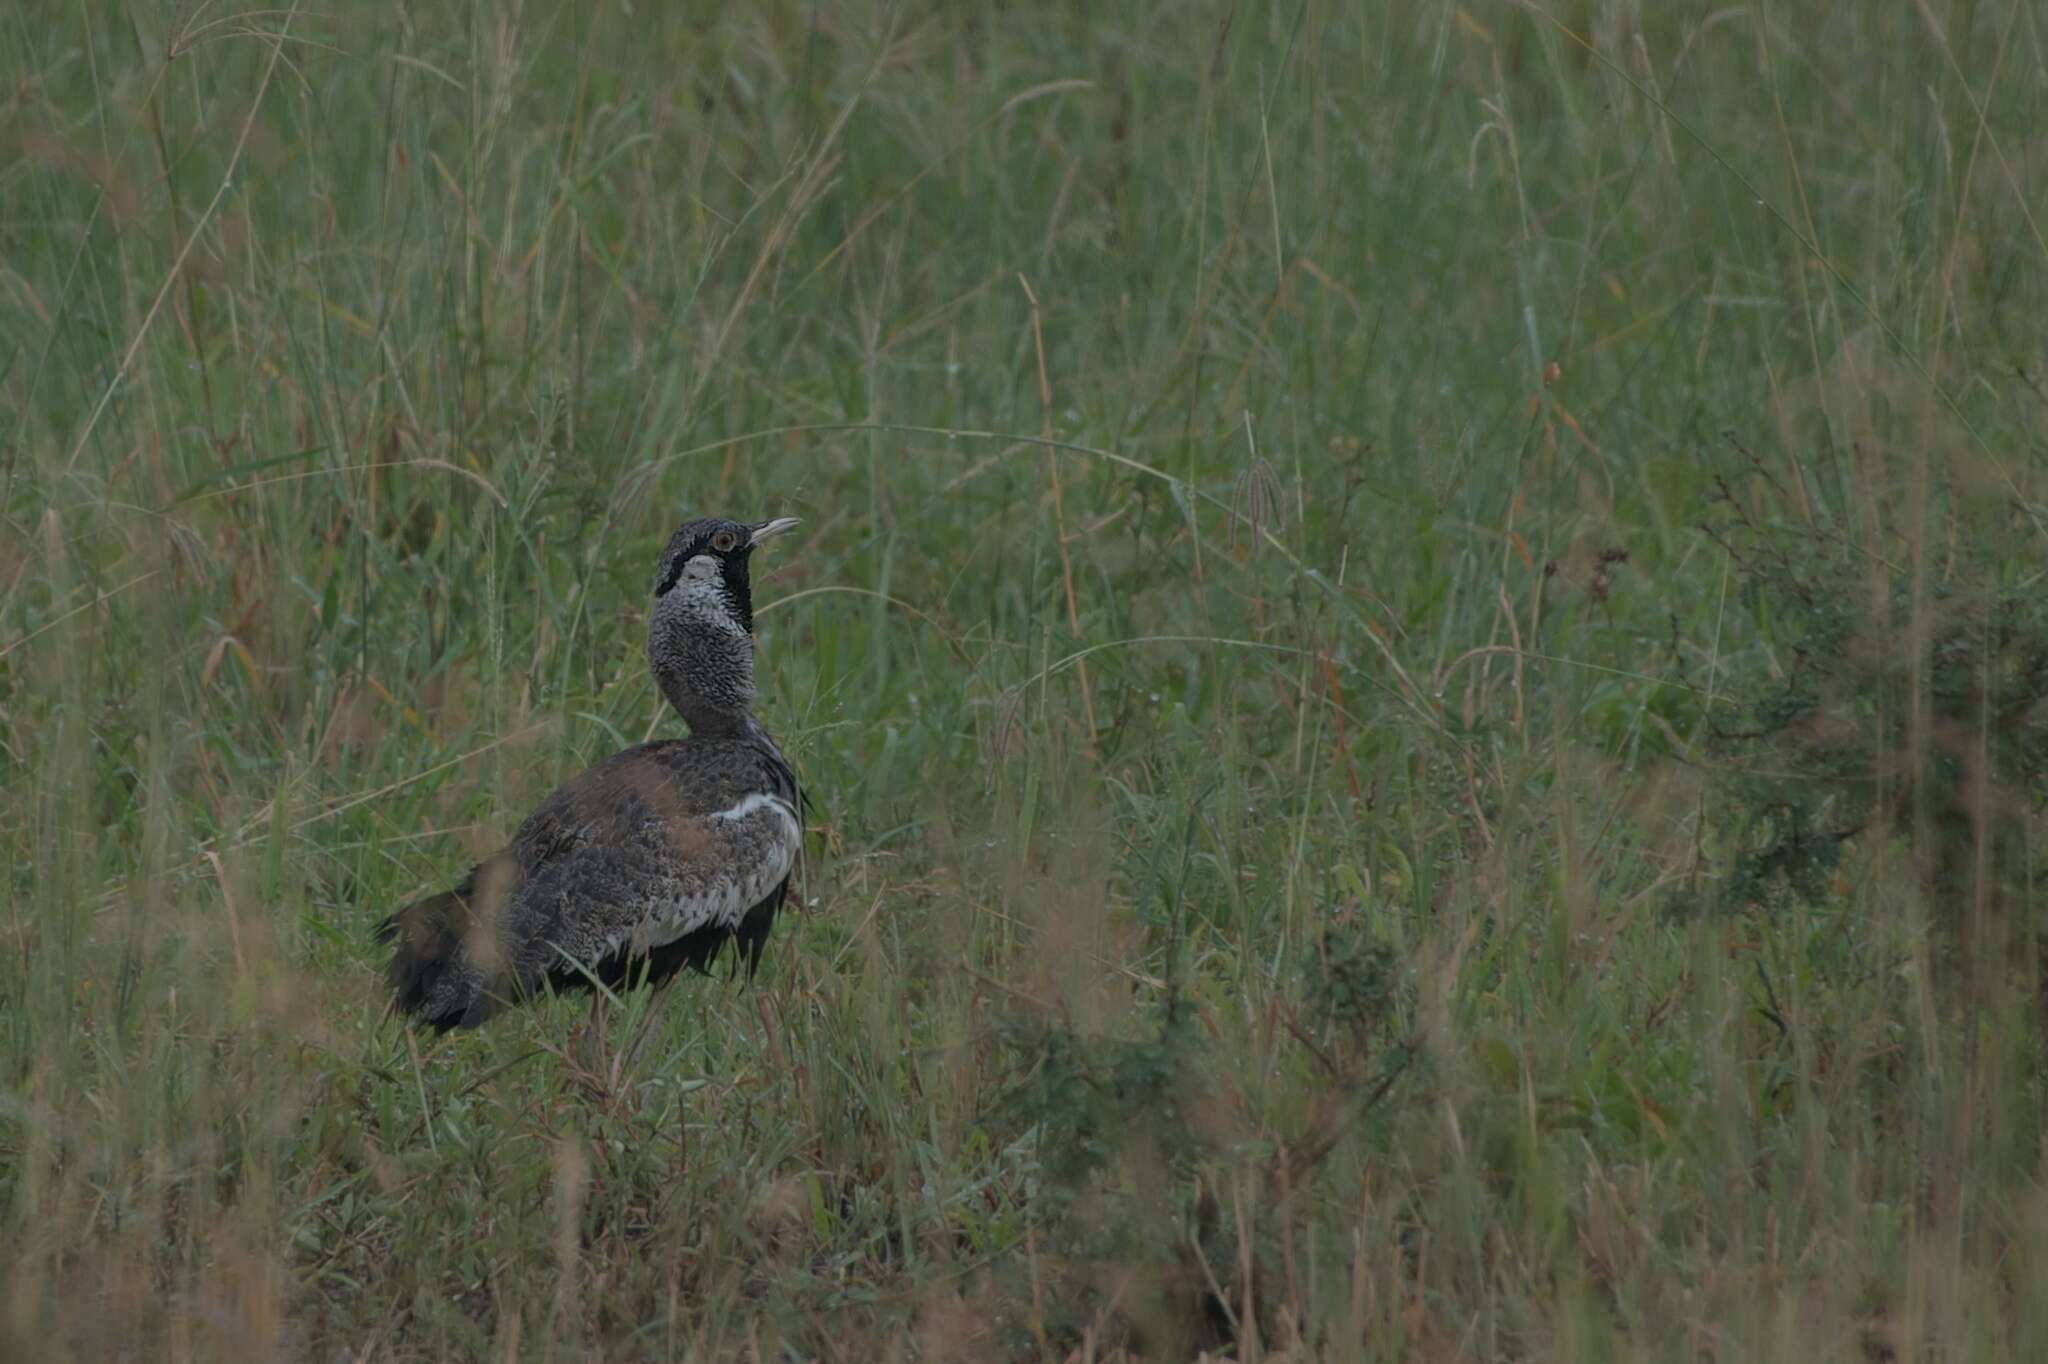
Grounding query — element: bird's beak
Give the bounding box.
[748,516,801,544]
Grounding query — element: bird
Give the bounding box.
[376,514,804,1032]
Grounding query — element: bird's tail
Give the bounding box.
[376,857,518,1032]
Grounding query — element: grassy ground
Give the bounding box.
[5,1,2048,1358]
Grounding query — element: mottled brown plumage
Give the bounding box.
[377,515,803,1031]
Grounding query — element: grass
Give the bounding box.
[4,1,2048,1358]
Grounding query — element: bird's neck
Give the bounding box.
[663,686,754,737]
[648,615,756,738]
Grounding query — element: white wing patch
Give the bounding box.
[613,792,801,957]
[709,791,801,831]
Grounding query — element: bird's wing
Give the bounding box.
[380,741,799,1029]
[498,743,801,980]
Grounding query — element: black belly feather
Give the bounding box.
[540,875,790,998]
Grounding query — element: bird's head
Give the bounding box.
[651,514,802,635]
[647,515,800,731]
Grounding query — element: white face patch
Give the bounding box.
[660,555,745,635]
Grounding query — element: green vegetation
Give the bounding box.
[5,2,2047,1358]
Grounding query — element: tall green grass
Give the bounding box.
[4,2,2047,1358]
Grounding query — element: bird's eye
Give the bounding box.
[710,530,738,553]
